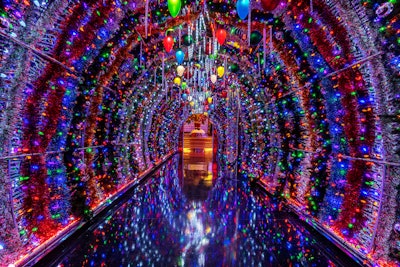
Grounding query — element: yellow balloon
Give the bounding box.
[207,97,213,104]
[174,77,181,85]
[203,112,208,116]
[217,66,225,78]
[189,101,195,107]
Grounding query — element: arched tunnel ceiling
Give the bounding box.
[0,0,399,266]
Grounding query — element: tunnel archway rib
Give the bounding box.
[0,0,399,266]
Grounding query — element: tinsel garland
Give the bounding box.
[290,0,375,236]
[83,35,136,206]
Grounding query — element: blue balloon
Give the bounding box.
[236,0,250,20]
[209,104,215,110]
[175,49,185,64]
[182,93,188,100]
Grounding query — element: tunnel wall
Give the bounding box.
[0,0,399,266]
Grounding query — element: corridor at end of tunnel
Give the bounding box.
[47,155,360,267]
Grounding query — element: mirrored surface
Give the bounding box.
[51,153,356,267]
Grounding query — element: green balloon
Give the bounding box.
[181,82,187,89]
[168,0,181,18]
[250,31,262,45]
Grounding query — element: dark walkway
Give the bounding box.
[35,137,361,267]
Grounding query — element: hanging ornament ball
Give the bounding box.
[394,223,400,234]
[177,65,185,77]
[261,0,280,11]
[216,28,227,45]
[181,82,187,89]
[174,77,181,85]
[229,63,239,73]
[236,0,250,20]
[163,36,174,52]
[175,49,185,64]
[221,90,228,98]
[167,0,182,18]
[217,66,225,78]
[207,97,213,104]
[182,93,188,100]
[210,74,217,84]
[182,34,193,46]
[250,31,263,45]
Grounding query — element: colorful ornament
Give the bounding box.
[182,34,193,46]
[236,0,250,20]
[177,65,185,77]
[175,49,185,64]
[174,77,181,85]
[221,90,228,98]
[261,0,280,11]
[163,36,174,53]
[167,0,182,18]
[250,31,263,45]
[216,28,227,45]
[217,66,225,78]
[181,82,187,89]
[210,74,217,84]
[229,63,239,73]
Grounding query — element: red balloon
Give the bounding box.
[163,36,174,52]
[221,90,228,98]
[261,0,280,11]
[216,28,227,45]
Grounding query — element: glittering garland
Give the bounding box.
[290,0,376,236]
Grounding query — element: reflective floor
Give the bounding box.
[44,137,359,267]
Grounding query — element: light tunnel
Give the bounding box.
[0,0,399,266]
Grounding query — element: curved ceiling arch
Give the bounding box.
[0,0,399,266]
